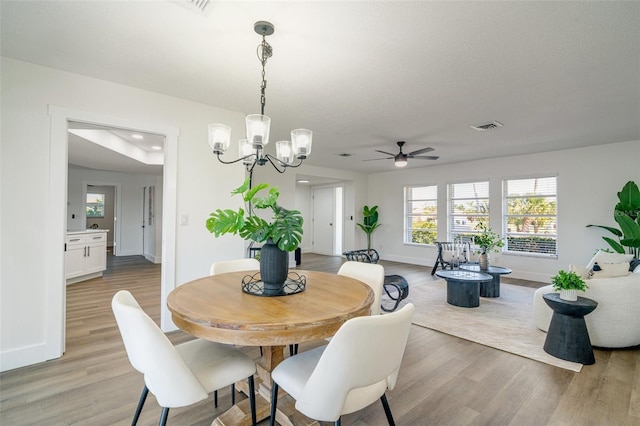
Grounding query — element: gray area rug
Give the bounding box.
[409,280,582,372]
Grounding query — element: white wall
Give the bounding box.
[368,140,640,282]
[68,168,159,256]
[0,58,247,371]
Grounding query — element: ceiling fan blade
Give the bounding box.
[407,147,434,156]
[375,150,397,156]
[363,157,393,161]
[410,155,440,160]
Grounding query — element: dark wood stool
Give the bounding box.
[543,293,598,365]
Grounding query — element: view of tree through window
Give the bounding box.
[405,185,437,244]
[503,176,557,255]
[86,193,105,218]
[448,181,489,241]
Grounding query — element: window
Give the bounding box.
[405,185,438,244]
[448,181,489,241]
[503,176,557,256]
[86,193,105,218]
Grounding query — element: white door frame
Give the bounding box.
[47,105,178,359]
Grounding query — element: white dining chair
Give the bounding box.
[338,261,385,315]
[209,258,260,276]
[269,303,415,426]
[112,290,257,426]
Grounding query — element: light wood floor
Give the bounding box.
[1,254,638,425]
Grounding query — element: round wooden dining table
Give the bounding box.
[167,269,374,426]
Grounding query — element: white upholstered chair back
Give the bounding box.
[275,303,414,422]
[111,290,208,407]
[338,261,385,315]
[210,258,260,276]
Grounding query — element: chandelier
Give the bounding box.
[208,21,312,174]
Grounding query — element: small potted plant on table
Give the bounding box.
[551,270,588,301]
[472,222,504,270]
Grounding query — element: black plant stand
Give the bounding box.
[543,293,598,365]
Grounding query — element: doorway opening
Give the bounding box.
[47,105,179,360]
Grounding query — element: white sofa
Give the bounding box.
[533,267,640,349]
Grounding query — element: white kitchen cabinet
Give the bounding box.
[65,231,108,284]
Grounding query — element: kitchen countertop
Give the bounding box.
[66,229,109,235]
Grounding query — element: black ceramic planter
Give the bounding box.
[260,239,289,288]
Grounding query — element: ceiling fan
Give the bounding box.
[365,141,439,167]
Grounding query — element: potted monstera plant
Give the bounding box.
[206,178,303,291]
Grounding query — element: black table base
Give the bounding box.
[543,293,598,365]
[447,279,480,307]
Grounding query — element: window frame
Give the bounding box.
[86,192,106,219]
[502,175,558,258]
[404,184,438,246]
[447,180,490,243]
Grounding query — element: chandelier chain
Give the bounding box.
[257,34,272,116]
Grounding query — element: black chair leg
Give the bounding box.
[213,389,218,407]
[289,344,299,356]
[269,382,279,426]
[132,385,149,426]
[231,383,236,405]
[248,375,257,426]
[334,418,341,426]
[380,394,395,426]
[159,407,170,426]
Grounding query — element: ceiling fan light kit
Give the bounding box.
[366,141,439,167]
[207,21,312,174]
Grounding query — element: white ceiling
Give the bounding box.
[67,122,165,175]
[2,1,638,174]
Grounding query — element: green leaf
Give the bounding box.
[253,187,279,209]
[244,182,270,203]
[231,178,251,196]
[616,181,640,218]
[240,215,271,242]
[205,208,245,237]
[602,237,626,253]
[585,224,623,237]
[616,213,640,240]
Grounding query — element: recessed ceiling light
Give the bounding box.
[131,134,144,139]
[151,146,162,150]
[297,179,311,183]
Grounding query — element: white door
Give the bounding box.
[312,187,335,255]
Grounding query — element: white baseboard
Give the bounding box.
[144,254,160,264]
[1,343,48,372]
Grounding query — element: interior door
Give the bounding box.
[312,187,335,255]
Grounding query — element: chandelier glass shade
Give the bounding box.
[208,21,312,173]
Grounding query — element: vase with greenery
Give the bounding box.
[551,269,588,301]
[587,180,640,259]
[472,222,504,270]
[206,178,303,288]
[357,205,381,251]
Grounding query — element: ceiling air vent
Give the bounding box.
[173,0,213,17]
[471,121,503,131]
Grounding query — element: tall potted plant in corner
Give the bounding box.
[473,222,504,270]
[206,178,303,292]
[357,205,381,252]
[587,180,640,259]
[551,269,588,301]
